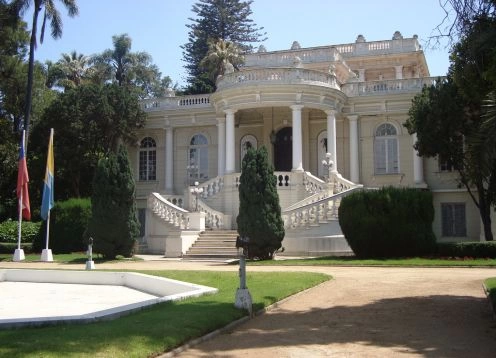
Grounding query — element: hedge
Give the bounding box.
[0,219,42,244]
[32,198,91,253]
[436,241,496,258]
[338,187,436,258]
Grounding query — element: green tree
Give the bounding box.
[406,18,496,241]
[10,0,78,137]
[182,0,266,94]
[237,146,284,260]
[29,83,146,198]
[85,145,139,259]
[200,38,243,81]
[54,50,90,89]
[91,33,172,99]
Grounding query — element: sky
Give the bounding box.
[23,0,454,88]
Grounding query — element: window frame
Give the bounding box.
[374,123,400,175]
[139,137,157,181]
[441,202,467,237]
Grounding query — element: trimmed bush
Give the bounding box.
[85,146,139,259]
[338,187,436,258]
[32,198,91,253]
[237,147,285,260]
[0,219,42,243]
[436,241,496,258]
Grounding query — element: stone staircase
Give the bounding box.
[182,230,240,260]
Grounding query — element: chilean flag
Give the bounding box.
[17,130,31,221]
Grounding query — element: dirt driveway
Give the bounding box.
[169,266,496,358]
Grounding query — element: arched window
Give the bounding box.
[188,134,208,183]
[139,137,156,181]
[374,123,399,174]
[240,135,257,164]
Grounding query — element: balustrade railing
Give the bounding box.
[162,195,185,208]
[245,38,420,67]
[302,171,327,194]
[342,77,444,97]
[142,94,210,111]
[196,176,224,199]
[216,68,339,90]
[282,187,360,230]
[197,200,227,229]
[148,193,189,229]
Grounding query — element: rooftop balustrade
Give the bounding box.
[244,38,421,67]
[216,67,340,90]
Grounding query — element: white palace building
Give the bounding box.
[130,32,491,258]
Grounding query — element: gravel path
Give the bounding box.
[2,259,496,357]
[172,266,496,358]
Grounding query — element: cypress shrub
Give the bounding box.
[32,198,91,253]
[237,146,285,260]
[338,187,436,258]
[85,146,139,259]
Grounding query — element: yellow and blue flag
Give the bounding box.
[41,129,54,220]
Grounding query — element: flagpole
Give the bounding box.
[13,130,27,262]
[41,128,54,262]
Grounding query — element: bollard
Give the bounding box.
[85,237,95,270]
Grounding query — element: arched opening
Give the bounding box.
[273,127,292,171]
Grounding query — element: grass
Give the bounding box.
[0,270,330,358]
[248,256,496,267]
[0,252,141,264]
[484,277,496,315]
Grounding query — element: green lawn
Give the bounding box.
[250,256,496,267]
[0,270,330,358]
[0,252,140,264]
[484,277,496,314]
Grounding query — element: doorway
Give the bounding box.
[274,127,292,171]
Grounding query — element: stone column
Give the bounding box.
[412,133,424,185]
[165,125,173,193]
[217,116,226,176]
[290,105,304,171]
[225,109,236,173]
[348,115,359,183]
[325,109,338,173]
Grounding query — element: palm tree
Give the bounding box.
[57,50,89,88]
[11,0,78,137]
[91,33,168,99]
[200,39,244,83]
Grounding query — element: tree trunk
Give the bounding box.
[477,183,494,241]
[24,0,42,143]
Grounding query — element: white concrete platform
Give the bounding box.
[0,269,217,328]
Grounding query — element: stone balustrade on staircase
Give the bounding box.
[148,193,190,230]
[196,199,231,230]
[282,187,362,230]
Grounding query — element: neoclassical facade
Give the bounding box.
[131,32,489,257]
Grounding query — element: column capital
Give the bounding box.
[224,108,237,115]
[216,116,226,124]
[347,114,359,122]
[325,109,337,116]
[290,104,304,111]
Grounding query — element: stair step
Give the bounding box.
[183,230,239,261]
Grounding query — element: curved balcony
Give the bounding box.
[216,68,340,91]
